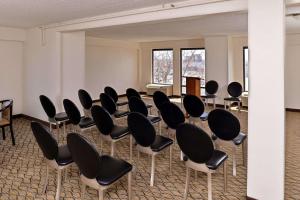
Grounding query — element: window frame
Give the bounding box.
[152,48,174,85]
[180,48,206,95]
[243,46,249,92]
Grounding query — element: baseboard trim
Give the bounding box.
[286,108,300,112]
[17,114,49,126]
[246,196,258,200]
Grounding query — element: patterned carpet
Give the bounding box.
[7,97,299,200]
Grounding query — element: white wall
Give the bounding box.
[139,39,205,95]
[0,27,25,114]
[205,36,229,104]
[61,31,86,108]
[85,37,139,100]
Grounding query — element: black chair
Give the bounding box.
[31,122,73,200]
[128,96,162,134]
[0,99,15,145]
[91,105,130,157]
[100,93,129,120]
[78,89,93,117]
[176,123,228,200]
[160,102,185,135]
[183,95,208,126]
[201,80,219,108]
[153,91,170,116]
[104,86,128,109]
[67,133,132,200]
[63,99,95,133]
[224,82,243,111]
[128,112,173,186]
[126,88,152,111]
[40,95,68,140]
[208,109,247,176]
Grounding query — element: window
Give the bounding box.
[181,48,206,94]
[243,47,249,91]
[152,49,174,84]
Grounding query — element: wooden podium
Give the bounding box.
[186,77,201,98]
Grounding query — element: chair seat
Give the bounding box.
[110,126,129,140]
[54,112,68,122]
[201,94,216,99]
[96,155,132,186]
[117,101,128,106]
[148,115,161,124]
[114,110,130,118]
[79,117,95,129]
[200,112,209,121]
[206,150,228,170]
[150,135,173,152]
[224,97,240,102]
[56,145,73,166]
[0,118,9,126]
[233,132,247,145]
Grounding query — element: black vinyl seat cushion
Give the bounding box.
[96,155,132,186]
[54,112,68,121]
[233,132,247,145]
[79,117,95,128]
[148,115,161,124]
[205,150,228,170]
[110,126,129,140]
[200,112,209,121]
[224,97,240,102]
[56,145,73,166]
[114,110,130,118]
[201,94,217,99]
[117,101,128,106]
[150,135,173,152]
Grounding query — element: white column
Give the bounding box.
[247,1,285,200]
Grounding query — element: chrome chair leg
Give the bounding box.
[233,146,237,176]
[223,160,227,192]
[130,135,133,162]
[169,145,172,173]
[111,141,115,156]
[81,184,86,199]
[128,172,132,200]
[55,169,62,200]
[98,190,104,200]
[150,155,156,186]
[184,167,190,200]
[207,173,212,200]
[43,165,49,194]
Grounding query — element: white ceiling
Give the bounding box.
[0,0,185,28]
[86,12,248,42]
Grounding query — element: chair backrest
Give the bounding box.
[176,123,214,164]
[183,95,205,118]
[208,109,240,141]
[128,112,156,147]
[205,80,219,95]
[39,95,56,118]
[78,89,93,110]
[63,99,81,125]
[160,102,185,129]
[128,96,148,116]
[67,133,102,179]
[153,91,170,111]
[104,86,118,103]
[0,99,13,123]
[99,93,117,115]
[227,82,242,97]
[126,88,141,101]
[31,121,58,160]
[91,105,114,135]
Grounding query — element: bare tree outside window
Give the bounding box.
[152,49,173,84]
[181,49,206,94]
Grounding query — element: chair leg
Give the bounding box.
[207,173,212,200]
[49,123,52,132]
[55,169,62,200]
[213,98,216,109]
[43,165,49,194]
[233,146,237,176]
[129,135,133,162]
[128,172,132,200]
[158,121,162,135]
[10,125,15,146]
[184,167,190,200]
[150,154,155,186]
[56,123,60,143]
[98,190,104,200]
[224,101,226,110]
[81,183,86,199]
[169,145,172,173]
[63,122,66,137]
[223,160,227,192]
[111,141,115,156]
[1,127,5,140]
[243,140,247,167]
